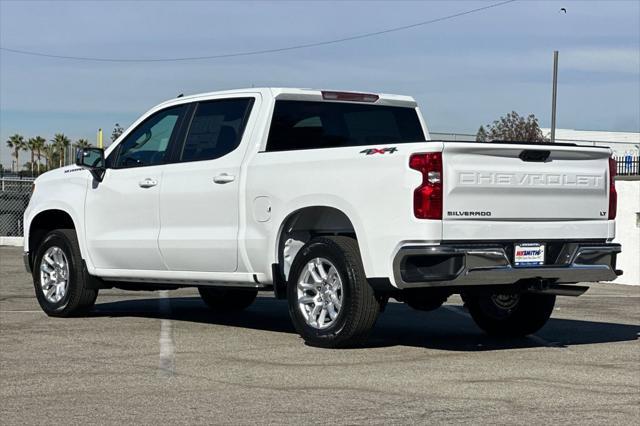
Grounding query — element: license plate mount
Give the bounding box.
[514,243,545,267]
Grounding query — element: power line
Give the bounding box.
[0,0,516,63]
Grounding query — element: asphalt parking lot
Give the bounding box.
[1,246,639,425]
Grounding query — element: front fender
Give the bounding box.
[23,171,90,265]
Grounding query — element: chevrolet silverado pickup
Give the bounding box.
[23,88,621,347]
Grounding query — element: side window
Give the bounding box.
[179,98,254,162]
[113,105,185,168]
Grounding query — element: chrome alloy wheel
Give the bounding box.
[297,258,343,329]
[39,246,70,303]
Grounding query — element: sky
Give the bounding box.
[1,0,639,168]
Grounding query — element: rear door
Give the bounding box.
[158,95,258,272]
[441,142,613,240]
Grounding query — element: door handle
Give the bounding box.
[138,178,158,188]
[213,173,235,184]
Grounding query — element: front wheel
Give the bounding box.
[464,291,555,337]
[287,236,380,348]
[33,229,98,317]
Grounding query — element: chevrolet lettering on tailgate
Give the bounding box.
[457,171,603,188]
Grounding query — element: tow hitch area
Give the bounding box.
[525,281,589,297]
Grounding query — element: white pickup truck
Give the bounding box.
[23,88,621,347]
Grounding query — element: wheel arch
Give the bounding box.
[26,208,79,270]
[274,205,360,282]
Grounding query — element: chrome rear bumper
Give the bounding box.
[393,242,621,289]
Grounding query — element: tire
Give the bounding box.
[464,291,555,337]
[198,287,257,312]
[287,236,380,348]
[33,229,98,317]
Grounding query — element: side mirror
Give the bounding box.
[76,147,106,181]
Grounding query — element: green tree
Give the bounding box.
[42,144,54,171]
[26,137,39,176]
[52,133,71,168]
[476,111,547,142]
[111,123,124,142]
[31,136,47,175]
[73,138,91,149]
[476,126,488,142]
[6,134,26,172]
[23,161,36,173]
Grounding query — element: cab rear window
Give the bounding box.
[266,100,426,152]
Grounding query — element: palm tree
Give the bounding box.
[27,137,38,176]
[31,136,46,175]
[73,138,91,149]
[6,134,26,172]
[52,134,71,168]
[23,161,36,174]
[42,144,53,171]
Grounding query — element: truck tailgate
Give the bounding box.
[441,142,613,240]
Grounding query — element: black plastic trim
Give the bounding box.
[367,278,396,293]
[519,149,551,162]
[23,252,31,274]
[82,260,104,289]
[271,263,287,299]
[165,102,197,164]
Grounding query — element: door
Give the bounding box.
[158,96,257,272]
[85,105,187,270]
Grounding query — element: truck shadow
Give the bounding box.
[90,295,640,351]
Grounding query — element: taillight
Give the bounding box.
[409,152,443,219]
[608,157,617,219]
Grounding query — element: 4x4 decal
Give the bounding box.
[360,147,398,155]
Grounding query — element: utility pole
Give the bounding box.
[550,50,559,143]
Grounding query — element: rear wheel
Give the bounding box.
[287,236,380,348]
[198,287,257,312]
[464,291,555,336]
[33,229,98,316]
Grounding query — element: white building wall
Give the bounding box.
[541,128,640,156]
[613,180,640,285]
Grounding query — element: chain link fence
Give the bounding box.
[0,177,34,237]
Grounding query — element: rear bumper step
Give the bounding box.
[526,284,589,297]
[393,242,621,289]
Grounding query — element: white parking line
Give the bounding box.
[158,290,175,377]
